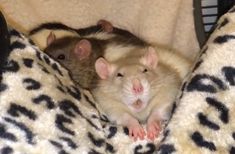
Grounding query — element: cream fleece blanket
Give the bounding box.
[0,0,200,61]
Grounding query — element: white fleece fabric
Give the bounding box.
[0,0,200,61]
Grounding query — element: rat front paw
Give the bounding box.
[127,119,146,141]
[147,120,161,141]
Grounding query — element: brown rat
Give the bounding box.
[44,33,106,89]
[92,46,191,141]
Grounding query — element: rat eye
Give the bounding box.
[116,73,124,77]
[57,54,65,60]
[143,68,148,73]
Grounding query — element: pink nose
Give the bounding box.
[132,79,143,94]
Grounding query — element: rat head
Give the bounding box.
[45,32,92,63]
[95,47,158,112]
[44,32,103,89]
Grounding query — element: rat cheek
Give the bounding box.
[115,78,122,84]
[146,73,155,81]
[142,80,150,95]
[113,74,124,82]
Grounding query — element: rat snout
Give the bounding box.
[132,78,143,95]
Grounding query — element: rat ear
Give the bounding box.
[140,47,158,69]
[95,57,111,80]
[46,32,56,46]
[74,39,92,60]
[97,19,113,33]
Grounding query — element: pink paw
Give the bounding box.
[127,120,146,141]
[147,120,161,141]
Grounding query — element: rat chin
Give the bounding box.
[128,99,147,112]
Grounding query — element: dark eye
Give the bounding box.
[117,73,124,77]
[57,54,65,60]
[143,68,148,73]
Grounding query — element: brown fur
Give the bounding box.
[44,36,106,89]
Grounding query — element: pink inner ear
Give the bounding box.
[46,32,56,46]
[74,39,92,60]
[95,58,110,80]
[97,19,114,33]
[141,47,158,69]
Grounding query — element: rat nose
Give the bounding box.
[132,78,143,94]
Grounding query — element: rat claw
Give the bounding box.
[134,130,139,141]
[141,128,146,135]
[138,131,144,140]
[147,132,152,140]
[134,135,138,141]
[139,127,146,139]
[147,131,155,141]
[141,129,146,139]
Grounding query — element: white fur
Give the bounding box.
[30,29,78,50]
[84,32,115,40]
[154,46,192,79]
[104,44,136,62]
[121,78,150,112]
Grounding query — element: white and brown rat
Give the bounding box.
[92,46,190,141]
